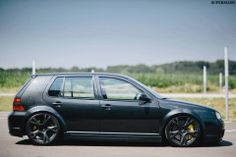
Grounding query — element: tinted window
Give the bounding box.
[64,77,94,99]
[100,77,141,100]
[48,77,64,97]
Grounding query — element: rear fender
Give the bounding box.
[25,105,67,132]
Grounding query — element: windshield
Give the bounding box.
[127,76,164,99]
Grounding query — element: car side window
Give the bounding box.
[99,77,141,100]
[64,76,94,99]
[48,77,64,97]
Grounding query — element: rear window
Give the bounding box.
[64,77,94,99]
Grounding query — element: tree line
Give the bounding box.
[0,60,235,75]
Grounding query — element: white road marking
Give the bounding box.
[225,129,236,133]
[224,121,233,124]
[0,93,15,96]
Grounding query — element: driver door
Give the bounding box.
[98,76,160,133]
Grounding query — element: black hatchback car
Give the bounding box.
[8,72,224,146]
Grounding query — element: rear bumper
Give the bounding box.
[203,118,225,144]
[8,111,27,137]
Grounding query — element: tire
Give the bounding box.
[164,115,201,147]
[26,112,61,145]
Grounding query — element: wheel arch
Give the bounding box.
[24,105,67,134]
[159,108,205,140]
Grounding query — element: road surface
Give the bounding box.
[0,112,236,157]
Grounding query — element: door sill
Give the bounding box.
[66,131,159,136]
[64,131,161,142]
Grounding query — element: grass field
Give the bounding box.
[0,96,13,111]
[1,96,235,121]
[179,98,236,121]
[1,70,236,93]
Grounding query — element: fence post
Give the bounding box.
[203,66,207,94]
[224,47,229,121]
[219,72,222,92]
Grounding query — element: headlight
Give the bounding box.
[215,112,221,120]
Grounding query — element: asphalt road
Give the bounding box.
[1,112,236,157]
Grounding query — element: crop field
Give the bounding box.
[0,71,30,92]
[1,60,236,93]
[129,73,236,93]
[0,70,236,93]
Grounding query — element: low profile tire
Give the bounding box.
[165,115,201,147]
[26,112,61,145]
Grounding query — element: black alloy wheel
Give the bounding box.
[165,115,201,146]
[26,112,61,145]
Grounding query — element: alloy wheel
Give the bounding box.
[26,113,60,145]
[165,115,201,146]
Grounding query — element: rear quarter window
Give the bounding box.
[48,77,64,97]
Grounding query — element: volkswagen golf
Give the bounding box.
[8,72,224,146]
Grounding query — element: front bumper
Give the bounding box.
[8,111,27,137]
[203,118,225,144]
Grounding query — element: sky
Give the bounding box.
[0,0,235,69]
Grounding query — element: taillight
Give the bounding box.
[13,105,25,111]
[13,98,25,111]
[14,98,21,103]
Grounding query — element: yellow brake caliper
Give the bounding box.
[32,125,37,130]
[187,124,195,140]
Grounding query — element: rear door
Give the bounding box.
[44,75,101,131]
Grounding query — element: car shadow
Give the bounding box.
[200,140,233,147]
[16,138,233,147]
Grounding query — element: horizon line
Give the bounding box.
[1,59,235,70]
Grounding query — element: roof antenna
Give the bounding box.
[32,59,36,75]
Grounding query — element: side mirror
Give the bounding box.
[137,93,151,102]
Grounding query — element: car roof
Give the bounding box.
[32,72,128,78]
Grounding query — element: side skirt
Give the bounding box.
[64,131,162,142]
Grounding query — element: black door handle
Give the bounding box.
[101,104,112,110]
[52,101,62,107]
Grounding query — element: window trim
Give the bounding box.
[98,76,145,101]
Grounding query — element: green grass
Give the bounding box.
[0,71,30,89]
[0,96,13,111]
[0,87,20,93]
[176,98,236,121]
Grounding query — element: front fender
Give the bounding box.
[159,108,205,137]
